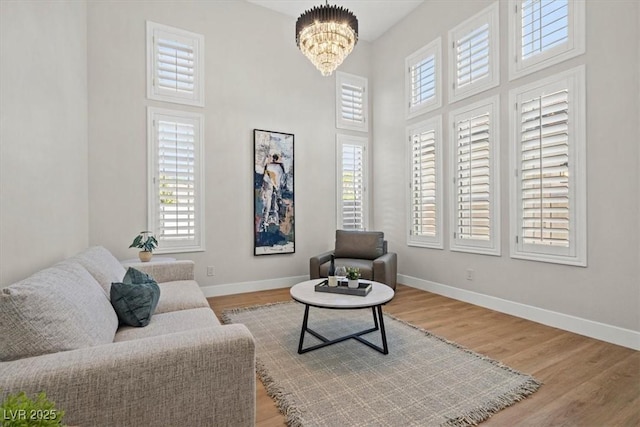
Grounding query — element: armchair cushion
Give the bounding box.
[334,230,385,260]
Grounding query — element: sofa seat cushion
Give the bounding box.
[320,258,374,281]
[114,307,220,342]
[155,280,209,314]
[0,260,118,361]
[71,246,126,296]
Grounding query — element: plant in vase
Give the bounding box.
[346,267,361,289]
[129,231,158,262]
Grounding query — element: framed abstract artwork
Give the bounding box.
[253,129,295,255]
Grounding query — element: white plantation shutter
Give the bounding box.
[520,89,570,247]
[147,22,204,106]
[148,108,204,252]
[456,23,490,88]
[411,56,435,105]
[521,0,569,59]
[510,66,586,266]
[337,135,368,230]
[406,38,441,118]
[336,72,368,132]
[455,114,491,239]
[449,3,499,102]
[156,37,195,93]
[407,117,443,248]
[509,0,585,80]
[450,97,500,255]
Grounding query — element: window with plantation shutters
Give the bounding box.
[148,107,204,253]
[337,135,368,230]
[336,72,368,132]
[509,0,585,80]
[450,96,500,255]
[406,38,441,118]
[449,2,499,103]
[147,22,204,107]
[407,117,443,249]
[509,66,586,266]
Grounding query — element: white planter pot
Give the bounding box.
[347,279,359,289]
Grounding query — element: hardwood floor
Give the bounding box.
[209,284,640,426]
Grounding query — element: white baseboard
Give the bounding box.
[201,275,308,298]
[399,274,640,351]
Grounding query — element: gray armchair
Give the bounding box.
[310,230,397,289]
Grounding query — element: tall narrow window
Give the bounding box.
[406,38,441,118]
[336,72,368,132]
[148,107,204,253]
[337,135,368,230]
[509,66,586,266]
[407,117,443,249]
[450,96,500,255]
[147,21,204,106]
[509,0,585,80]
[449,2,500,103]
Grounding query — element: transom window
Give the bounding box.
[509,0,585,80]
[449,2,500,102]
[147,21,204,106]
[406,38,441,118]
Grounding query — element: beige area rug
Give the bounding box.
[223,301,541,427]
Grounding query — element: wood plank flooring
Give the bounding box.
[209,284,640,426]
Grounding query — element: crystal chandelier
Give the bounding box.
[295,1,359,77]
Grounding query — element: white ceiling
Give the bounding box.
[246,1,425,42]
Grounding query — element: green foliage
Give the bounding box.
[0,392,65,426]
[346,267,361,280]
[129,231,158,253]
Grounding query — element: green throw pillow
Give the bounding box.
[110,268,160,327]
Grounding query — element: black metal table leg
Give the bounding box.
[297,304,310,354]
[297,304,389,355]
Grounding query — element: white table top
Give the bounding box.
[290,279,395,309]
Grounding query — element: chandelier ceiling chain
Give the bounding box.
[295,1,359,77]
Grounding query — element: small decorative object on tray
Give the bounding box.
[315,279,372,296]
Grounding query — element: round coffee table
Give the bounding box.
[290,279,395,355]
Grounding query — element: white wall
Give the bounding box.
[0,0,89,286]
[372,0,640,332]
[87,0,371,287]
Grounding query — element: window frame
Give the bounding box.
[336,72,368,132]
[508,0,586,81]
[406,116,444,249]
[147,107,205,254]
[146,21,205,107]
[405,37,442,119]
[509,65,586,266]
[448,2,500,103]
[449,95,501,256]
[336,134,369,231]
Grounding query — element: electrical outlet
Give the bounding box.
[207,266,214,276]
[466,269,474,281]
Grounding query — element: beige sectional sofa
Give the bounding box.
[0,246,255,426]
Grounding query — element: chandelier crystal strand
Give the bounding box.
[296,3,358,77]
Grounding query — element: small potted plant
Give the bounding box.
[346,267,361,289]
[129,231,158,262]
[0,391,65,426]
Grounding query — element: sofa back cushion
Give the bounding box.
[71,246,126,296]
[334,230,385,260]
[0,260,118,361]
